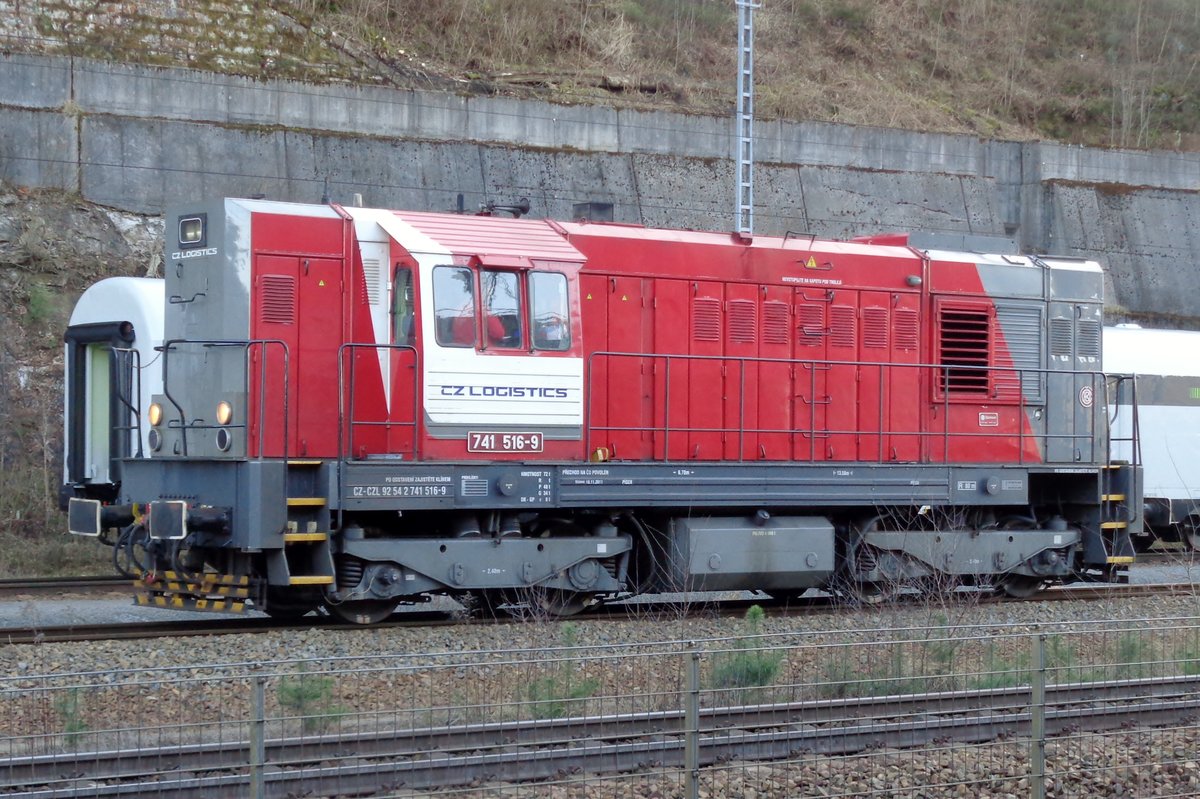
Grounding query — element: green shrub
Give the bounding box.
[708,605,783,698]
[522,622,600,719]
[54,688,89,750]
[277,667,348,734]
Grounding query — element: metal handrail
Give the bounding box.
[160,338,289,459]
[110,346,143,459]
[336,342,422,462]
[584,349,1109,466]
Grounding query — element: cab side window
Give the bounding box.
[530,272,570,351]
[482,270,522,349]
[392,266,415,346]
[433,266,476,347]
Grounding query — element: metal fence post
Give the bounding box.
[250,675,266,799]
[1031,633,1046,799]
[685,648,700,799]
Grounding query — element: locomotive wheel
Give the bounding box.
[997,575,1045,599]
[325,598,401,625]
[1185,520,1200,552]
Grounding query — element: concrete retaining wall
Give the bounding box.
[2,52,1199,320]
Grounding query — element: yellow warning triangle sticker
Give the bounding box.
[586,293,592,300]
[621,294,628,301]
[319,279,326,286]
[805,256,818,269]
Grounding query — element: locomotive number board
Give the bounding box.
[467,431,545,453]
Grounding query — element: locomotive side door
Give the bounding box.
[888,292,922,462]
[583,273,654,460]
[792,289,831,462]
[251,255,343,458]
[295,257,344,457]
[720,279,758,458]
[857,290,891,461]
[387,263,419,456]
[756,286,792,460]
[685,280,724,460]
[825,289,859,461]
[1045,301,1101,464]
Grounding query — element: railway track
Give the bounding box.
[9,670,1200,798]
[0,576,127,598]
[0,580,1195,645]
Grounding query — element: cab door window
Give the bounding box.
[530,272,570,351]
[482,270,522,349]
[392,266,415,346]
[433,266,476,347]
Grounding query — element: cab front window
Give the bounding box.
[482,270,522,349]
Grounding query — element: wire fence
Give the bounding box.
[4,613,1200,797]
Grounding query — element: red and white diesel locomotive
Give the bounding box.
[64,197,1142,621]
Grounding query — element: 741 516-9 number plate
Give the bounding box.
[467,431,544,453]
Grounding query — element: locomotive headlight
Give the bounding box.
[148,402,163,427]
[216,401,234,426]
[179,216,204,245]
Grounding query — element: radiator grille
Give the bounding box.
[762,301,790,345]
[728,299,757,344]
[863,307,889,349]
[797,305,824,347]
[829,306,856,349]
[259,275,296,325]
[692,297,722,342]
[996,305,1044,401]
[939,306,990,394]
[894,308,919,351]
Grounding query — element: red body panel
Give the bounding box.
[239,211,1047,466]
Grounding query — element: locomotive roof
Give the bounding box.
[390,210,586,263]
[229,199,1101,280]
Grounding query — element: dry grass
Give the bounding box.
[284,0,1200,150]
[10,1,1197,147]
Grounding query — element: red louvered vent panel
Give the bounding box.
[728,299,757,344]
[863,307,889,349]
[830,305,856,349]
[260,275,296,325]
[692,297,721,342]
[894,308,919,351]
[797,305,824,347]
[762,301,790,344]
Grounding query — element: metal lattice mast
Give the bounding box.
[735,0,760,235]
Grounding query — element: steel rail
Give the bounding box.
[0,576,128,597]
[8,672,1200,798]
[0,581,1196,645]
